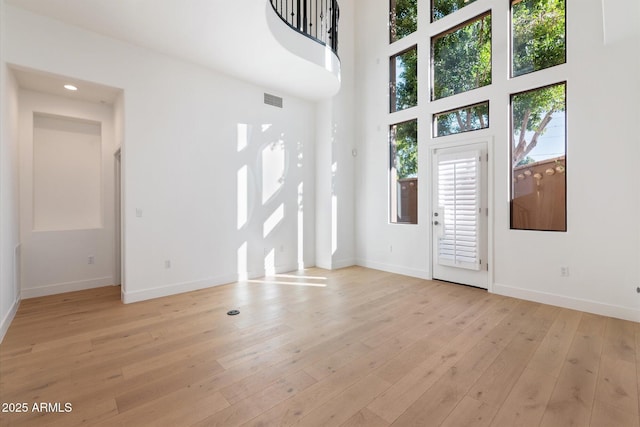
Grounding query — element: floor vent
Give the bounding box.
[264,93,283,108]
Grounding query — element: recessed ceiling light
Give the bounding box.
[64,84,78,91]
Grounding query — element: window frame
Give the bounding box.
[510,0,567,78]
[389,119,419,225]
[431,11,492,101]
[509,81,567,232]
[390,45,418,113]
[433,101,490,138]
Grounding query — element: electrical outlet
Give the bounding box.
[136,208,143,218]
[165,260,171,269]
[390,245,393,252]
[88,256,95,265]
[560,266,569,277]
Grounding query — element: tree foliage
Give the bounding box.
[393,48,418,112]
[512,0,565,76]
[390,0,417,42]
[432,0,479,21]
[432,14,492,101]
[436,103,489,137]
[392,120,418,179]
[512,83,565,166]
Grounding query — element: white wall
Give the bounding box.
[315,0,357,270]
[354,0,640,321]
[4,5,317,303]
[18,90,116,297]
[0,0,21,341]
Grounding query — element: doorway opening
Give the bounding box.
[431,140,491,290]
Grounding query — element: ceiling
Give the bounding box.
[5,0,339,100]
[12,65,122,104]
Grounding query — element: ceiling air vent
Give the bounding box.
[264,93,283,108]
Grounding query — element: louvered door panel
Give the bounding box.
[436,151,481,270]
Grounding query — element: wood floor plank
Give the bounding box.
[489,367,557,427]
[440,396,497,427]
[0,267,635,427]
[389,336,504,426]
[468,304,558,407]
[297,374,390,427]
[193,370,316,427]
[540,313,606,427]
[526,308,583,378]
[367,299,536,423]
[340,408,389,427]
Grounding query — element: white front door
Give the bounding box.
[432,142,488,289]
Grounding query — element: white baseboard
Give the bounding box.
[355,258,430,280]
[0,297,20,343]
[493,282,640,323]
[22,276,114,299]
[122,273,238,304]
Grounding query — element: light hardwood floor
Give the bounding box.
[0,266,638,426]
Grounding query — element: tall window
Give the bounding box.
[390,0,417,43]
[512,0,566,77]
[432,13,492,100]
[390,120,418,224]
[511,82,566,231]
[390,47,418,112]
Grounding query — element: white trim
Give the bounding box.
[122,274,238,304]
[0,297,20,343]
[493,282,640,323]
[429,137,494,291]
[22,276,114,299]
[356,258,430,280]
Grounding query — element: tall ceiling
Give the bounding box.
[5,0,339,100]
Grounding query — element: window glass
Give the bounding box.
[390,0,418,43]
[512,0,566,77]
[390,120,418,224]
[434,102,489,137]
[432,0,480,21]
[390,47,418,112]
[511,82,566,231]
[432,13,492,101]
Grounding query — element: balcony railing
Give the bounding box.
[269,0,339,55]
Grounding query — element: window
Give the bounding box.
[390,46,418,113]
[432,0,480,22]
[390,0,417,43]
[511,82,566,231]
[512,0,566,77]
[432,13,492,101]
[433,101,489,137]
[390,120,418,224]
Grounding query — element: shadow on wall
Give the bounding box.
[235,121,308,280]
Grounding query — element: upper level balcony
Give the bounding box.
[266,0,341,98]
[4,0,341,100]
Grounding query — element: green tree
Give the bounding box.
[436,103,489,137]
[390,0,417,42]
[432,14,492,101]
[512,0,565,76]
[391,120,417,179]
[393,48,418,112]
[512,83,565,166]
[432,0,479,21]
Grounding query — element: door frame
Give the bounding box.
[429,136,494,292]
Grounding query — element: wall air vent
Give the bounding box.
[264,93,283,108]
